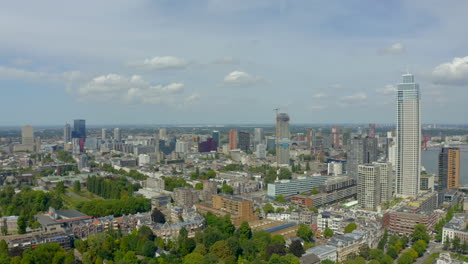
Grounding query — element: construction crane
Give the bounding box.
[273,108,280,117]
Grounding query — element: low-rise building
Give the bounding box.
[195,195,258,226]
[302,245,337,262]
[327,230,367,262]
[442,214,468,244]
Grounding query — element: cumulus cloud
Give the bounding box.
[213,56,240,65]
[223,71,264,85]
[75,74,189,105]
[129,56,189,70]
[380,43,404,55]
[312,93,327,99]
[376,84,396,94]
[432,56,468,85]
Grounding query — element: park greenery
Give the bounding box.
[162,177,191,192]
[101,164,148,180]
[87,175,139,199]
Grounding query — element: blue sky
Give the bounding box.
[1,0,468,125]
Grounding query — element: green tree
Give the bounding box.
[183,252,204,264]
[56,181,65,194]
[323,227,334,238]
[412,224,430,243]
[397,253,414,264]
[264,203,275,214]
[195,182,204,190]
[443,236,451,250]
[311,188,320,195]
[344,222,357,233]
[413,240,427,256]
[359,244,370,260]
[151,208,166,223]
[220,184,234,194]
[321,260,336,264]
[452,236,461,251]
[387,245,398,259]
[289,240,304,257]
[17,215,26,234]
[296,224,313,241]
[237,221,252,242]
[73,180,81,192]
[210,240,232,259]
[274,194,286,203]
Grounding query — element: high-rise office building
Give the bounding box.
[375,162,394,203]
[395,73,421,198]
[229,129,238,150]
[237,131,250,152]
[276,113,290,166]
[101,128,107,140]
[212,130,220,148]
[438,147,460,190]
[22,125,34,145]
[114,128,121,141]
[254,128,264,145]
[64,123,71,143]
[72,119,86,139]
[347,137,378,179]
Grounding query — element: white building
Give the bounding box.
[303,245,337,262]
[395,73,421,198]
[175,141,189,153]
[255,144,266,159]
[328,162,343,176]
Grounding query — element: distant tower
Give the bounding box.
[368,124,376,138]
[254,128,264,145]
[229,129,238,150]
[212,130,220,148]
[22,125,34,145]
[237,131,251,152]
[395,73,421,198]
[331,126,341,148]
[159,128,167,140]
[114,128,121,141]
[101,128,107,140]
[347,137,378,179]
[438,147,460,190]
[276,113,290,166]
[64,123,71,143]
[72,119,86,152]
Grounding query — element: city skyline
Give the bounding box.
[1,1,468,125]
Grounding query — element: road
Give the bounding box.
[415,241,443,264]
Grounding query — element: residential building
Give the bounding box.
[195,195,258,226]
[438,147,460,190]
[302,245,337,262]
[395,73,421,198]
[347,137,378,179]
[238,131,250,152]
[442,214,468,244]
[420,174,435,191]
[254,128,264,145]
[358,164,381,210]
[101,128,106,140]
[159,128,167,140]
[267,175,329,197]
[255,144,267,159]
[328,230,367,262]
[276,113,290,165]
[173,187,199,207]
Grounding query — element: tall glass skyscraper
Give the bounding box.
[276,113,290,166]
[395,73,421,198]
[72,119,86,139]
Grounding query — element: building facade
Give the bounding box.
[438,147,460,190]
[395,73,421,198]
[276,113,290,166]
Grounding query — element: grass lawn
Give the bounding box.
[62,189,103,209]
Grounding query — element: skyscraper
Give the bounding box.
[229,129,238,150]
[368,124,376,138]
[331,126,341,148]
[254,128,264,145]
[276,113,290,166]
[114,128,121,141]
[159,128,167,140]
[212,130,220,148]
[237,131,250,152]
[72,119,86,139]
[64,123,71,143]
[395,73,421,198]
[347,137,378,179]
[22,125,34,145]
[438,147,460,190]
[358,164,381,210]
[101,128,107,140]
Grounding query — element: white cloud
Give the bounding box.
[432,56,468,85]
[11,58,33,66]
[0,66,85,84]
[306,105,325,111]
[213,56,240,65]
[129,56,189,70]
[223,71,264,85]
[339,93,368,107]
[76,73,190,105]
[312,93,327,99]
[376,84,396,94]
[380,43,404,55]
